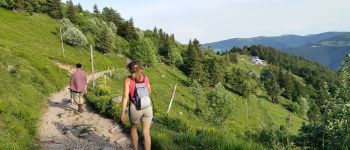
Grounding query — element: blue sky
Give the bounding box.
[69,0,350,44]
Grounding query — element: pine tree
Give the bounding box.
[66,0,77,23]
[203,57,224,87]
[261,67,280,103]
[153,27,157,34]
[129,38,157,67]
[93,4,99,14]
[117,18,138,42]
[278,70,294,100]
[192,39,203,58]
[77,3,83,13]
[102,7,122,27]
[47,0,63,19]
[226,68,251,98]
[95,25,115,53]
[183,40,194,74]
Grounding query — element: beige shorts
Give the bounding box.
[129,103,153,124]
[72,91,84,99]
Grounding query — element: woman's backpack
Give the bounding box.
[132,78,152,110]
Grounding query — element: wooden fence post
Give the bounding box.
[60,27,65,58]
[167,83,177,113]
[90,45,95,88]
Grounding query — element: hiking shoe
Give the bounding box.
[78,104,84,113]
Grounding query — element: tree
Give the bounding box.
[202,57,224,87]
[299,97,309,116]
[278,70,294,100]
[93,4,99,14]
[129,38,157,66]
[307,99,320,122]
[191,79,205,114]
[46,0,63,19]
[206,84,233,126]
[117,18,138,42]
[226,68,251,98]
[66,0,77,23]
[95,25,115,53]
[167,44,183,67]
[184,40,200,71]
[261,67,280,103]
[101,7,122,27]
[298,55,350,149]
[228,52,238,63]
[77,3,83,13]
[190,59,208,86]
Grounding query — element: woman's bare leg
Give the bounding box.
[141,121,151,150]
[130,123,139,150]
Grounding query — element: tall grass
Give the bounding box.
[0,8,125,149]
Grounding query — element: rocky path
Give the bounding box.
[39,62,131,150]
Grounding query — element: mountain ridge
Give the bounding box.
[203,32,350,69]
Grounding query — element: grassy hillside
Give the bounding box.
[0,8,308,149]
[0,8,125,149]
[87,57,307,149]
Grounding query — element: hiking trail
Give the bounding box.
[39,62,132,150]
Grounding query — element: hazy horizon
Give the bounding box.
[69,0,350,44]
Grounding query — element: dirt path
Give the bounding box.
[39,62,131,150]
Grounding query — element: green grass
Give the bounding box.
[0,9,125,149]
[87,62,307,149]
[0,8,309,149]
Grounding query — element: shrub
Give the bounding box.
[0,0,8,7]
[247,125,295,149]
[62,26,88,47]
[78,19,100,35]
[96,84,111,96]
[159,115,188,132]
[282,102,300,113]
[59,18,73,30]
[205,84,233,126]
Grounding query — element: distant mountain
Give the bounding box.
[203,32,350,70]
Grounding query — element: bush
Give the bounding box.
[159,116,188,132]
[246,125,296,149]
[86,85,113,116]
[205,84,233,126]
[96,84,111,96]
[59,18,73,30]
[282,102,300,113]
[78,18,100,35]
[0,0,8,7]
[62,26,88,47]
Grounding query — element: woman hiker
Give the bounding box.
[120,60,153,150]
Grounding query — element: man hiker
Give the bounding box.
[69,63,87,113]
